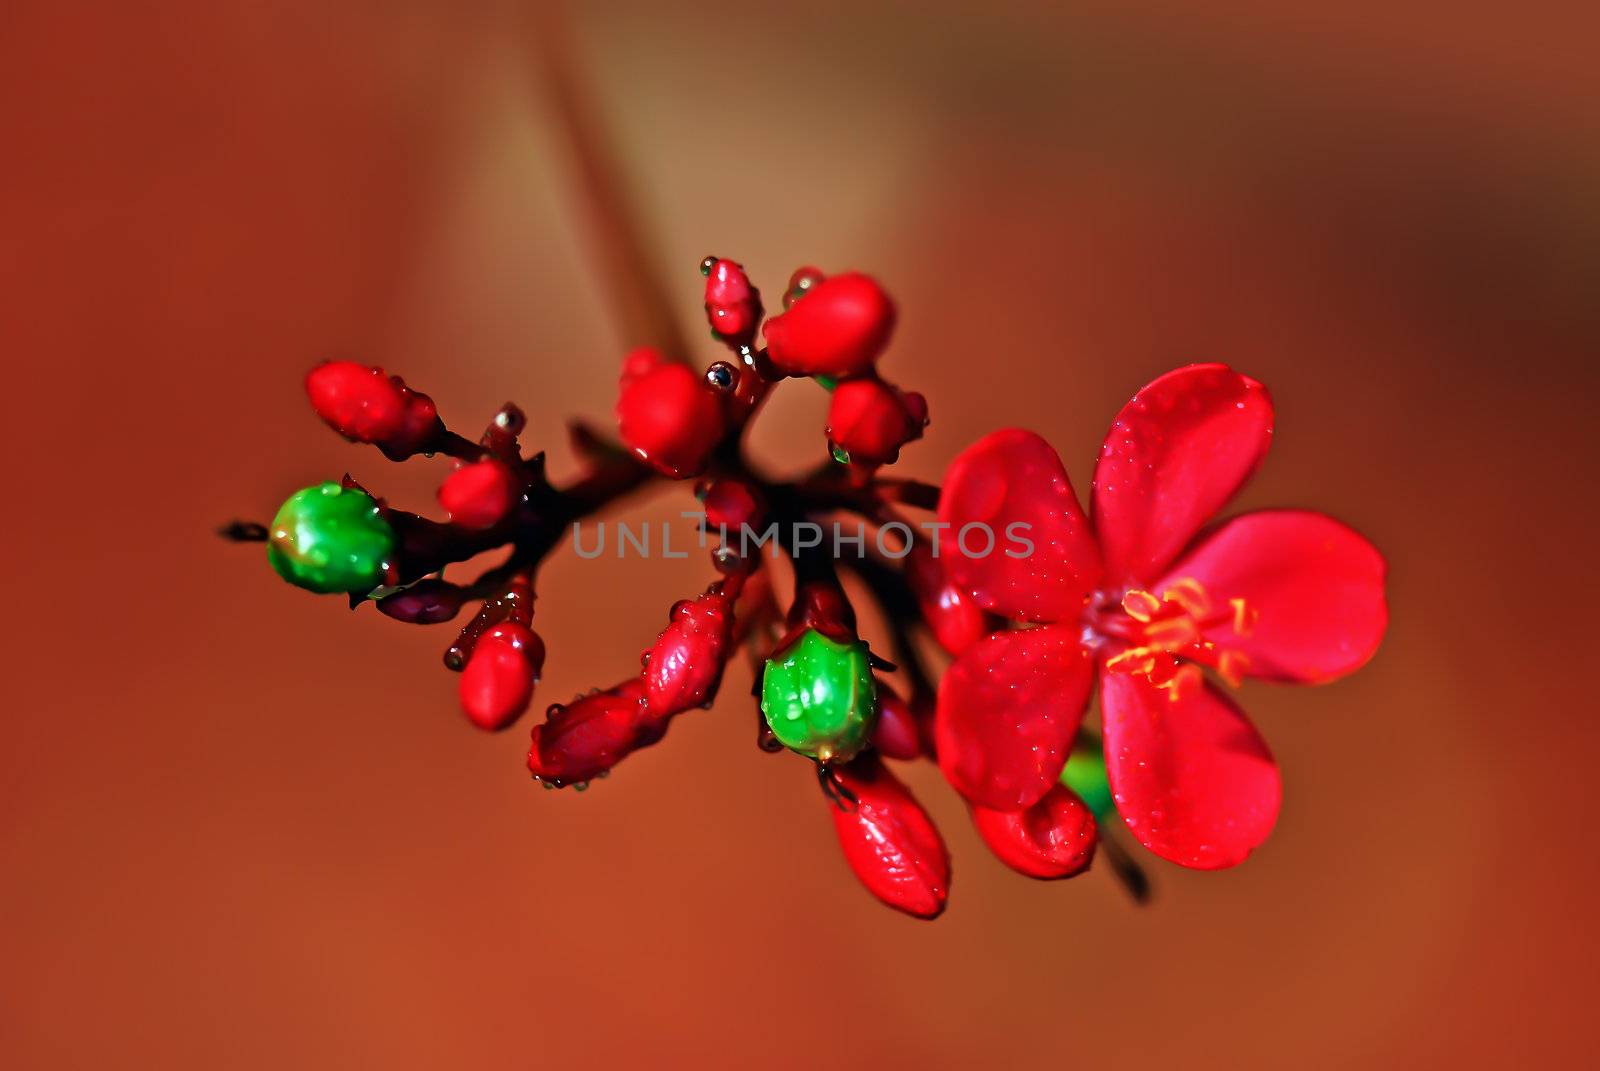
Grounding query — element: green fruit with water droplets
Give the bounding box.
[267,482,395,594]
[760,629,877,763]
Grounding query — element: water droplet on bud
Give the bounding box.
[783,266,825,309]
[705,361,737,391]
[494,404,526,434]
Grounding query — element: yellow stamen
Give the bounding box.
[1154,663,1202,703]
[1162,577,1212,618]
[1121,589,1161,623]
[1229,597,1258,637]
[1108,578,1256,696]
[1217,649,1251,689]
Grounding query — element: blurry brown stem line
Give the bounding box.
[528,5,690,361]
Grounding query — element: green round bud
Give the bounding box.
[267,482,396,594]
[760,629,877,763]
[1061,743,1115,821]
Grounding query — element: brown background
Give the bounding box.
[3,1,1597,1067]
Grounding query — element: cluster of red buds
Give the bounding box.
[228,259,1387,918]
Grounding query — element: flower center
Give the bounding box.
[1089,578,1257,701]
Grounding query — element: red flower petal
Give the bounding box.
[1100,670,1281,870]
[938,429,1101,623]
[1092,364,1273,584]
[935,626,1093,810]
[1156,509,1388,683]
[972,785,1097,879]
[829,759,950,919]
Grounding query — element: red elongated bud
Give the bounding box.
[459,623,544,731]
[527,681,654,787]
[643,590,734,720]
[870,679,922,760]
[306,361,404,439]
[826,377,927,466]
[971,785,1097,879]
[829,758,949,919]
[376,579,464,624]
[305,360,440,458]
[616,358,727,478]
[763,272,895,378]
[702,257,763,347]
[699,478,764,532]
[438,459,519,530]
[904,545,987,656]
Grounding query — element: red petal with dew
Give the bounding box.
[935,625,1093,810]
[938,428,1101,623]
[1101,670,1280,870]
[1092,364,1273,584]
[1156,509,1388,683]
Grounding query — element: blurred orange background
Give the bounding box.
[3,2,1597,1067]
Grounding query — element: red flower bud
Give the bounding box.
[618,346,666,392]
[643,591,734,720]
[305,360,439,458]
[699,478,764,532]
[762,272,895,378]
[376,579,464,624]
[829,758,950,919]
[703,257,763,347]
[527,680,653,787]
[904,545,987,657]
[459,623,544,731]
[971,785,1097,880]
[438,459,520,530]
[826,378,928,466]
[616,357,727,478]
[870,679,923,760]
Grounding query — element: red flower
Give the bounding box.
[935,364,1387,869]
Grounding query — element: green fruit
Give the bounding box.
[267,482,396,594]
[760,629,877,763]
[1061,742,1115,821]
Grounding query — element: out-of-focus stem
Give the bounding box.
[528,6,690,361]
